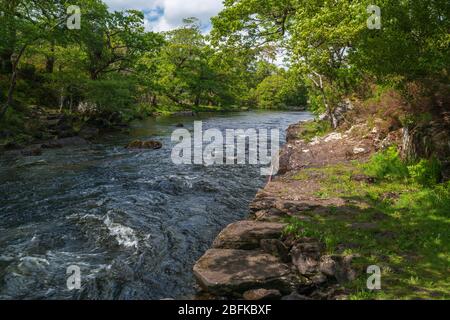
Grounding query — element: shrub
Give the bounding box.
[407,158,442,187]
[363,146,409,180]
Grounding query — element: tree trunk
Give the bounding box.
[0,69,18,119]
[45,41,56,73]
[310,72,336,129]
[0,50,14,74]
[151,94,158,107]
[317,85,335,129]
[90,70,98,80]
[59,87,65,112]
[0,46,27,120]
[194,94,201,107]
[1,1,18,75]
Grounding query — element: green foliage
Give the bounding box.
[364,147,443,187]
[306,90,326,115]
[355,0,450,81]
[363,147,409,180]
[212,0,450,119]
[253,71,307,109]
[84,77,137,112]
[407,158,442,187]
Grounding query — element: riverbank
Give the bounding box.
[0,106,255,156]
[193,118,450,300]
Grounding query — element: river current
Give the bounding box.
[0,111,312,299]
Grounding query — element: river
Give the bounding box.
[0,111,312,300]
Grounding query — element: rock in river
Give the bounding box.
[193,249,295,296]
[126,140,162,150]
[212,221,286,250]
[21,147,42,157]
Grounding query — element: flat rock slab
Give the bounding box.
[194,249,294,296]
[212,221,286,250]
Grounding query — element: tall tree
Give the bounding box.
[0,0,65,119]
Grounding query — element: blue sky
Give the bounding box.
[103,0,224,32]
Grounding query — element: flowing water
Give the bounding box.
[0,111,312,300]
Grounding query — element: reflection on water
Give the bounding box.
[0,111,312,299]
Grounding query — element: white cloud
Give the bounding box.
[103,0,224,32]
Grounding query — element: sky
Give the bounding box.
[103,0,224,32]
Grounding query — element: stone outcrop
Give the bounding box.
[291,240,325,276]
[279,124,376,175]
[212,221,286,250]
[193,249,296,297]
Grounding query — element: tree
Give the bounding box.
[253,69,306,109]
[354,0,450,82]
[0,0,66,119]
[76,4,162,81]
[211,0,297,48]
[153,18,227,108]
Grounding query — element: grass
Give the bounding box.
[296,119,332,142]
[286,153,450,299]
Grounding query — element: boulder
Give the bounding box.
[193,249,295,296]
[79,126,99,140]
[311,273,328,285]
[319,255,336,277]
[290,240,325,275]
[243,289,281,301]
[310,284,348,300]
[212,221,286,250]
[260,239,290,263]
[332,99,353,128]
[319,254,361,283]
[334,254,361,283]
[21,147,42,157]
[126,140,162,150]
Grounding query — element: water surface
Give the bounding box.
[0,111,312,299]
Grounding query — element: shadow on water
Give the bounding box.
[0,111,312,300]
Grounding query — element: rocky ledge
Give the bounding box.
[193,119,389,300]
